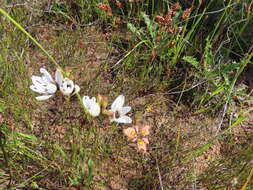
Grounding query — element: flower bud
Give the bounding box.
[97,94,108,110]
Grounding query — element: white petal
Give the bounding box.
[82,96,90,108]
[31,76,46,86]
[33,82,47,92]
[120,106,131,115]
[114,116,132,124]
[45,83,57,94]
[40,68,54,83]
[82,96,100,117]
[111,95,125,112]
[89,103,101,117]
[61,79,74,95]
[35,94,53,101]
[72,84,80,95]
[30,85,46,94]
[61,89,72,96]
[55,69,63,86]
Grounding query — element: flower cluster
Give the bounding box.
[81,94,132,124]
[30,68,80,100]
[30,68,150,153]
[123,124,151,153]
[97,3,112,17]
[154,2,189,34]
[30,68,132,124]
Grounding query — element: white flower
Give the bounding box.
[110,95,132,123]
[30,68,80,100]
[30,68,57,101]
[83,96,101,117]
[60,78,80,96]
[55,70,80,96]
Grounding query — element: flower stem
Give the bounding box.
[0,8,89,117]
[0,8,61,71]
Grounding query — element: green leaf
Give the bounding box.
[226,115,246,132]
[17,132,38,141]
[183,56,200,70]
[87,159,93,181]
[220,61,241,74]
[141,12,157,40]
[209,86,225,98]
[204,37,213,71]
[53,144,67,159]
[127,23,143,41]
[0,101,6,113]
[194,141,214,156]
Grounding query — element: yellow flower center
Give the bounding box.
[140,131,147,136]
[130,131,136,137]
[137,140,144,145]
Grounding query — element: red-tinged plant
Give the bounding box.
[97,3,113,17]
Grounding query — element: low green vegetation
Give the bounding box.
[0,0,253,189]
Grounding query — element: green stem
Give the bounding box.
[0,8,61,71]
[228,50,253,99]
[0,8,90,118]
